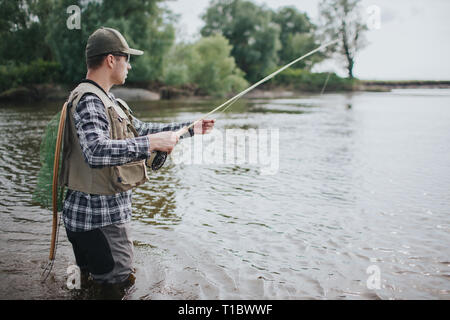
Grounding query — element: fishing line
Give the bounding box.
[320,72,332,95]
[200,70,334,151]
[175,39,339,137]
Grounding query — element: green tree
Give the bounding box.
[0,0,53,64]
[201,0,281,83]
[272,6,324,68]
[318,0,368,78]
[45,0,175,83]
[163,42,196,86]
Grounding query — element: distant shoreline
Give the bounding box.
[1,80,450,103]
[358,80,450,92]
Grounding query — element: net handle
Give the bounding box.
[49,102,67,261]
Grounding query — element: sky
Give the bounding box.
[165,0,450,80]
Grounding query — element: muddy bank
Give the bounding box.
[0,84,189,103]
[0,84,163,103]
[0,84,70,102]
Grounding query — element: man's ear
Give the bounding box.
[105,54,115,69]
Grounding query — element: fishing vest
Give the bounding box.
[59,82,148,195]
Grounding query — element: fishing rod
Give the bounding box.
[148,39,339,170]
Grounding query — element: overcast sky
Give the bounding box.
[166,0,450,80]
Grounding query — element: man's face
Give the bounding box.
[111,54,131,85]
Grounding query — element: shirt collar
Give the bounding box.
[79,79,110,98]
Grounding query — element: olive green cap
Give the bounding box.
[86,27,144,58]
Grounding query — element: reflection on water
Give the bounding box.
[0,89,449,299]
[132,169,183,228]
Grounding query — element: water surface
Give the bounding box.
[0,89,449,299]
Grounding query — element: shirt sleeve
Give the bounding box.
[73,94,151,168]
[132,116,195,139]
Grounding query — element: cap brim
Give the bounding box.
[124,48,144,55]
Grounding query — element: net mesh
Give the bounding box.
[32,111,66,211]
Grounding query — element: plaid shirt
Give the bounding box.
[63,86,193,232]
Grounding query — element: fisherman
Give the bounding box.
[60,27,214,295]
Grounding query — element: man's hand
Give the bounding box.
[147,131,179,153]
[193,119,215,135]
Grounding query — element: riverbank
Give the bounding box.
[1,80,450,103]
[0,84,293,102]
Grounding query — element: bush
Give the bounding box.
[163,43,195,86]
[164,64,190,86]
[0,59,61,93]
[163,35,248,97]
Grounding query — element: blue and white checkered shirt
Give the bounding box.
[63,84,193,232]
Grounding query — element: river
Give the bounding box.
[0,89,449,299]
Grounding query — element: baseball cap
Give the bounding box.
[86,27,144,58]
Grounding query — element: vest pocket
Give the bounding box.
[112,160,148,191]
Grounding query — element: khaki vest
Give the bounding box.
[60,82,148,195]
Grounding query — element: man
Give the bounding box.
[60,27,214,293]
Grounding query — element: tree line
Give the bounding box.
[0,0,367,97]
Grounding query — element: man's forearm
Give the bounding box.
[75,95,151,168]
[132,117,194,138]
[79,135,150,168]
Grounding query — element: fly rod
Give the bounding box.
[148,39,339,171]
